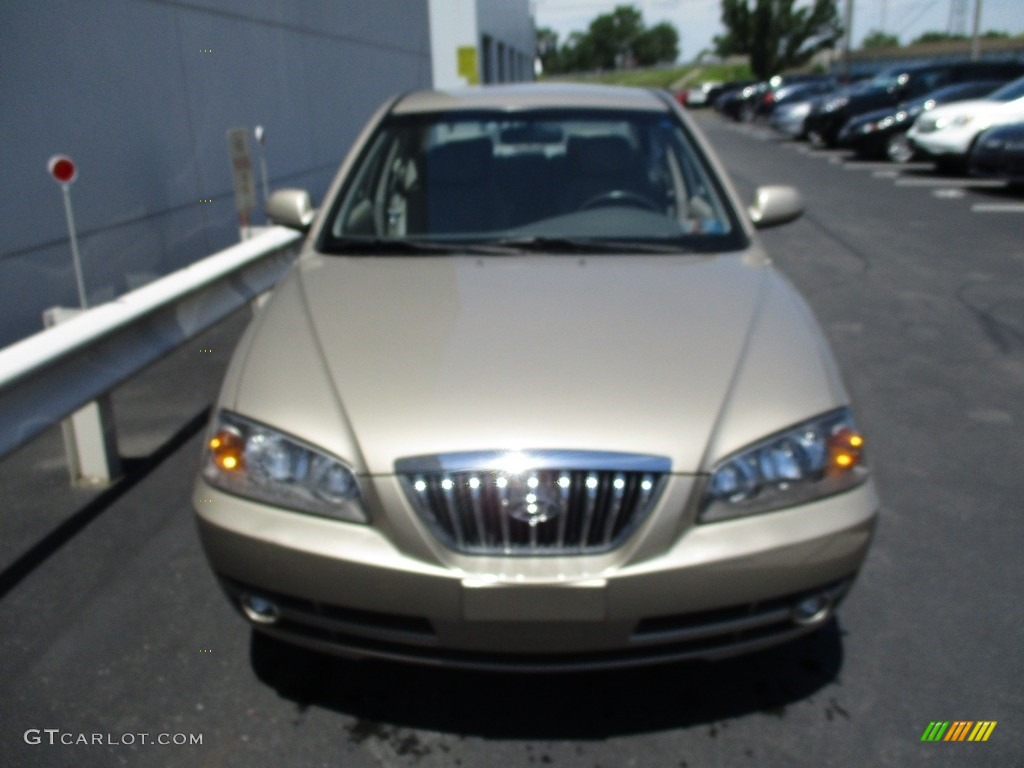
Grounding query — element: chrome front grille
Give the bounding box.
[396,450,670,555]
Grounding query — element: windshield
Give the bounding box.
[900,80,1004,112]
[988,76,1024,102]
[869,68,907,90]
[319,109,744,254]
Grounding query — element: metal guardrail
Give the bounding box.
[0,226,303,471]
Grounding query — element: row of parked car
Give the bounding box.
[681,59,1024,185]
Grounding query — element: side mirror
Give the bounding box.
[266,189,316,231]
[748,185,803,229]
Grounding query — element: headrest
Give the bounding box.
[566,135,636,175]
[426,137,493,184]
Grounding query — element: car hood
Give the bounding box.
[846,106,898,128]
[919,97,1023,124]
[229,252,845,476]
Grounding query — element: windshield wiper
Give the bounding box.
[325,238,460,255]
[487,236,692,254]
[324,237,526,256]
[324,236,692,256]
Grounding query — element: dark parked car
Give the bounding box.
[718,74,832,122]
[686,79,756,108]
[711,80,758,113]
[771,78,877,139]
[805,60,1024,147]
[837,80,1007,161]
[969,122,1024,186]
[758,79,838,121]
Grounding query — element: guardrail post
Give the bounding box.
[43,307,122,485]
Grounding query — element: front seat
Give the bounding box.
[559,135,653,212]
[424,137,501,234]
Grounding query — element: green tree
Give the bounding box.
[861,29,899,49]
[560,31,597,72]
[911,31,966,44]
[911,29,1013,45]
[587,5,645,69]
[715,0,842,78]
[542,4,682,74]
[633,22,681,65]
[536,26,561,73]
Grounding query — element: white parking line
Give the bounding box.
[872,170,900,178]
[971,203,1024,213]
[894,177,1006,188]
[933,189,965,199]
[845,161,934,172]
[844,162,900,171]
[796,146,832,157]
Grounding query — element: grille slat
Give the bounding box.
[556,473,570,549]
[398,451,669,556]
[602,472,627,545]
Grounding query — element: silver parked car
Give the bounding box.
[193,83,878,671]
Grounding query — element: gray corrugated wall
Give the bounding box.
[0,0,431,347]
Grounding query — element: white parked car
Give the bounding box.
[907,75,1024,171]
[685,80,723,107]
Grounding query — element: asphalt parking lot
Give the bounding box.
[0,111,1021,768]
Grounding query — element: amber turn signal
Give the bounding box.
[209,428,245,472]
[828,428,864,471]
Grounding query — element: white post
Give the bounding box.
[43,307,122,486]
[60,187,88,309]
[255,125,270,208]
[227,128,257,242]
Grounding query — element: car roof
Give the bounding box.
[392,83,670,114]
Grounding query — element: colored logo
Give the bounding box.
[921,721,997,742]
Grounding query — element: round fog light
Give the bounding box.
[241,595,280,624]
[792,594,831,626]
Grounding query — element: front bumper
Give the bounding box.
[194,477,879,670]
[805,111,845,144]
[907,128,975,159]
[971,152,1024,183]
[771,111,809,138]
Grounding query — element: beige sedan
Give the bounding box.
[193,84,878,671]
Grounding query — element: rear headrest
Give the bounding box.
[426,137,493,184]
[566,135,636,175]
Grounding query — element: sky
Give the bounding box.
[531,0,1024,63]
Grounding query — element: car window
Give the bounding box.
[869,68,906,90]
[908,70,949,97]
[988,76,1024,102]
[322,109,743,252]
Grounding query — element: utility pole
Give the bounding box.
[841,0,854,81]
[970,0,984,60]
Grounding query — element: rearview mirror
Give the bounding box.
[748,185,803,229]
[266,189,316,231]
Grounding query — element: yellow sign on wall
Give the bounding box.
[457,46,479,85]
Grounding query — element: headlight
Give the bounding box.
[951,114,974,127]
[824,97,849,112]
[202,411,367,523]
[858,122,878,134]
[699,408,867,523]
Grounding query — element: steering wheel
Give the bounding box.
[579,190,660,212]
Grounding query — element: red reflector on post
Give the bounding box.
[48,155,78,185]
